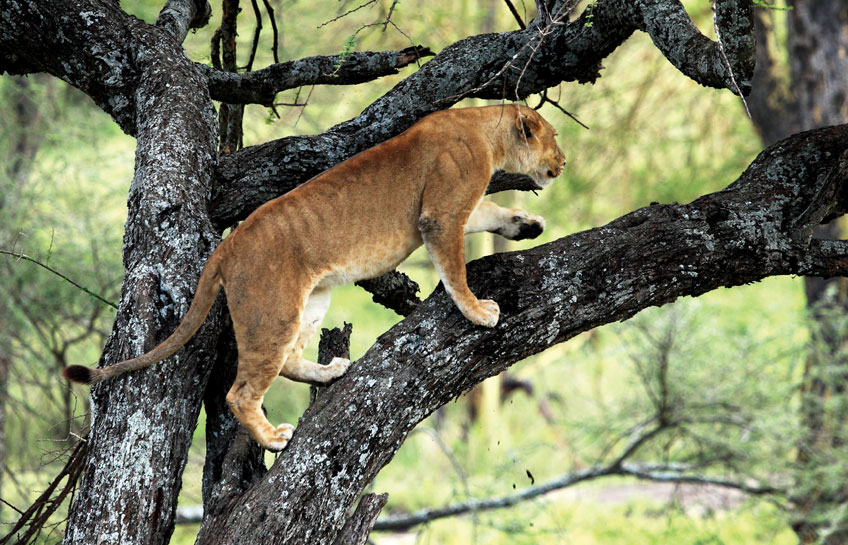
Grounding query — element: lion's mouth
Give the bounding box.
[532,171,556,189]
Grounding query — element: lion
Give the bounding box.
[63,104,566,451]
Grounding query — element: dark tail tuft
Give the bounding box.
[63,365,94,384]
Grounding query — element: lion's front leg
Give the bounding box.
[465,200,545,241]
[420,212,500,328]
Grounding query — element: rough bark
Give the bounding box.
[331,493,388,545]
[202,46,435,106]
[194,128,848,545]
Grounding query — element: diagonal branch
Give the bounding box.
[210,0,756,229]
[619,464,781,496]
[0,441,87,545]
[0,250,117,309]
[633,0,754,96]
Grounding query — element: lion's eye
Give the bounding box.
[512,215,521,223]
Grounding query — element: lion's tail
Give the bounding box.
[62,255,224,386]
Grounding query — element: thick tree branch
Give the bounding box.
[202,46,434,106]
[196,121,847,545]
[354,272,421,317]
[0,0,142,134]
[633,0,754,96]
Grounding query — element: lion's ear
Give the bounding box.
[515,111,541,139]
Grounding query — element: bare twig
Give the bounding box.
[0,250,117,309]
[317,0,378,29]
[535,92,590,129]
[446,1,575,104]
[0,440,87,545]
[244,0,262,72]
[0,498,24,516]
[503,0,527,29]
[712,1,752,117]
[262,0,280,64]
[381,0,400,32]
[619,464,780,496]
[294,85,315,127]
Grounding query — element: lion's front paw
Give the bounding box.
[494,212,546,241]
[512,213,545,241]
[265,423,295,452]
[464,299,500,328]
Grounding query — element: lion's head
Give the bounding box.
[504,107,567,189]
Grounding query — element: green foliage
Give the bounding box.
[584,1,596,28]
[336,34,359,70]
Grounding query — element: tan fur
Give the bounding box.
[62,105,566,451]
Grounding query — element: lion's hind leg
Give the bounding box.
[282,356,350,385]
[279,287,351,385]
[226,340,299,451]
[226,290,305,452]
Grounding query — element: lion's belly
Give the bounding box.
[315,230,423,289]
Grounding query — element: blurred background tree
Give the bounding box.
[748,3,848,542]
